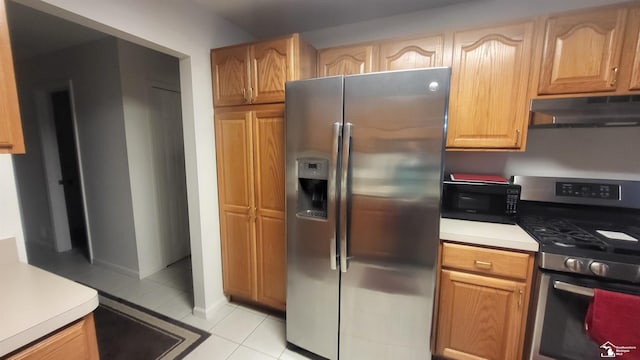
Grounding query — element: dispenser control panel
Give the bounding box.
[298,159,328,180]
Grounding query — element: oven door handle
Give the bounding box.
[553,281,595,297]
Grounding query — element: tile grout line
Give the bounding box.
[206,304,241,332]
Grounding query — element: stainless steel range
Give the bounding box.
[512,176,640,360]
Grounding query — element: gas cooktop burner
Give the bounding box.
[519,216,608,251]
[512,176,640,283]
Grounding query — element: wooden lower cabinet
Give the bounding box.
[215,104,286,311]
[7,314,99,360]
[436,270,526,360]
[435,242,534,360]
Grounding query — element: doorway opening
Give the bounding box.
[50,89,90,260]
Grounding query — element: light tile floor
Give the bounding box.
[26,243,312,360]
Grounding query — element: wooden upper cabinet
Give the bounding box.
[537,8,627,95]
[211,34,316,107]
[0,0,24,154]
[250,38,293,104]
[447,21,534,150]
[378,35,443,71]
[211,45,250,107]
[317,44,377,76]
[627,6,640,91]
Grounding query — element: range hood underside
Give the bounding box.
[530,95,640,128]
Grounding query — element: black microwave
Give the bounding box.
[442,181,521,224]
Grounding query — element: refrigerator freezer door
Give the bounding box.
[340,68,450,360]
[286,76,344,360]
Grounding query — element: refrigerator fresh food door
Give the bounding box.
[285,76,344,360]
[339,68,450,360]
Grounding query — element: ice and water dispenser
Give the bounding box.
[297,158,328,219]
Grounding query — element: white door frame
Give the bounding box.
[35,79,94,262]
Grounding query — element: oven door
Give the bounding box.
[530,272,640,360]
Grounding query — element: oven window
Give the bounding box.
[537,273,640,360]
[538,279,600,359]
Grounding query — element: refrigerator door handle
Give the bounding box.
[339,122,352,273]
[329,122,342,271]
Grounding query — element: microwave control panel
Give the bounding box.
[555,182,621,200]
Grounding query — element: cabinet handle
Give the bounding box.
[611,67,619,87]
[474,260,492,269]
[518,288,524,308]
[515,129,521,147]
[248,87,254,103]
[242,88,248,103]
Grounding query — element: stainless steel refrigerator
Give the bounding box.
[285,68,450,360]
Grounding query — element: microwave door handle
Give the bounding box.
[329,122,342,271]
[553,281,595,297]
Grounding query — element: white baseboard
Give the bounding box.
[93,258,139,279]
[193,295,229,320]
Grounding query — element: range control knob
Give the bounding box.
[589,262,609,277]
[564,258,582,272]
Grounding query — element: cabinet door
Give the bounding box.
[252,105,286,310]
[436,270,526,360]
[214,109,255,299]
[250,38,293,104]
[317,44,377,76]
[538,8,627,94]
[628,7,640,91]
[8,314,99,360]
[211,45,250,106]
[447,22,534,150]
[0,0,24,154]
[378,35,443,71]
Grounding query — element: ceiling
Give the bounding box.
[194,0,470,38]
[5,0,469,60]
[6,1,108,60]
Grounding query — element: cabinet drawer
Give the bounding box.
[442,242,530,280]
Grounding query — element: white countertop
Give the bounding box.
[0,262,98,356]
[440,218,539,252]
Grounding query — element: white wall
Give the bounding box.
[117,39,189,278]
[13,37,140,275]
[445,127,640,180]
[303,0,628,48]
[0,157,27,262]
[12,0,252,318]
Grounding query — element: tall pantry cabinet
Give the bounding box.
[211,34,316,311]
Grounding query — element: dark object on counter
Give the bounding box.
[442,180,521,224]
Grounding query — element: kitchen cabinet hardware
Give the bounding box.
[474,260,493,269]
[518,288,523,308]
[611,67,619,86]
